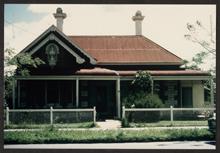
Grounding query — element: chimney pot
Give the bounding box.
[132,10,145,35]
[53,8,67,32]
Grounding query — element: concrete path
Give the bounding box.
[4,141,215,149]
[96,120,121,129]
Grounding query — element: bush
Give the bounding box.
[123,92,164,122]
[123,91,163,108]
[122,70,164,122]
[208,113,216,134]
[121,118,130,128]
[131,71,153,93]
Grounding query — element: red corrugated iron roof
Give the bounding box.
[75,68,210,76]
[68,35,183,65]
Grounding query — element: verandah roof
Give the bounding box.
[75,67,210,76]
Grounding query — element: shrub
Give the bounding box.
[131,71,153,93]
[121,118,130,128]
[208,113,216,134]
[122,70,164,122]
[123,92,164,122]
[122,91,163,108]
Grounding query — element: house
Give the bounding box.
[12,8,214,119]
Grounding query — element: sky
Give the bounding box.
[4,4,216,71]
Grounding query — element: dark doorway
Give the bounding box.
[182,87,193,107]
[47,81,59,105]
[91,81,116,120]
[96,85,108,119]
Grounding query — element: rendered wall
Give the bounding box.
[180,80,204,108]
[192,80,204,107]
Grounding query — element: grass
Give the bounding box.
[128,120,208,128]
[4,122,95,129]
[4,128,214,144]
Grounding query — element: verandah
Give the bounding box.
[12,75,214,118]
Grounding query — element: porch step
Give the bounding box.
[96,120,121,129]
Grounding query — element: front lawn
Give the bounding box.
[4,128,214,144]
[4,122,95,129]
[128,120,208,128]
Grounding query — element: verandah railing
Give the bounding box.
[5,107,96,125]
[122,106,215,123]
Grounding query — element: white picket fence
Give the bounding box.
[5,106,96,125]
[122,106,215,123]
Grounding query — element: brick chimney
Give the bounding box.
[53,8,67,32]
[132,10,145,35]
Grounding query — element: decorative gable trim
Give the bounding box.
[20,25,96,65]
[29,33,85,64]
[54,27,97,65]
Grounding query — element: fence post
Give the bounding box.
[6,107,9,126]
[170,105,173,124]
[50,106,53,125]
[122,106,125,119]
[93,106,96,124]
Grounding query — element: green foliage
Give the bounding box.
[4,48,45,107]
[4,129,214,144]
[121,118,130,128]
[45,125,58,132]
[4,75,13,106]
[129,120,208,128]
[122,92,164,122]
[208,117,216,134]
[132,71,153,93]
[122,70,162,108]
[122,71,163,122]
[184,20,216,104]
[9,52,45,76]
[183,51,209,70]
[4,122,95,129]
[122,91,163,108]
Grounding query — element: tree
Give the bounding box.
[184,18,216,56]
[184,18,216,104]
[4,48,45,107]
[122,70,163,108]
[131,71,153,93]
[184,17,216,75]
[122,71,164,122]
[182,51,209,70]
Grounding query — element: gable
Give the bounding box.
[33,41,82,68]
[19,25,97,65]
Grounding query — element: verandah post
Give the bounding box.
[170,105,173,124]
[6,107,9,126]
[76,78,79,122]
[116,78,121,118]
[76,78,79,108]
[50,106,53,125]
[12,79,16,109]
[122,106,125,119]
[210,78,214,107]
[93,106,96,124]
[151,78,154,94]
